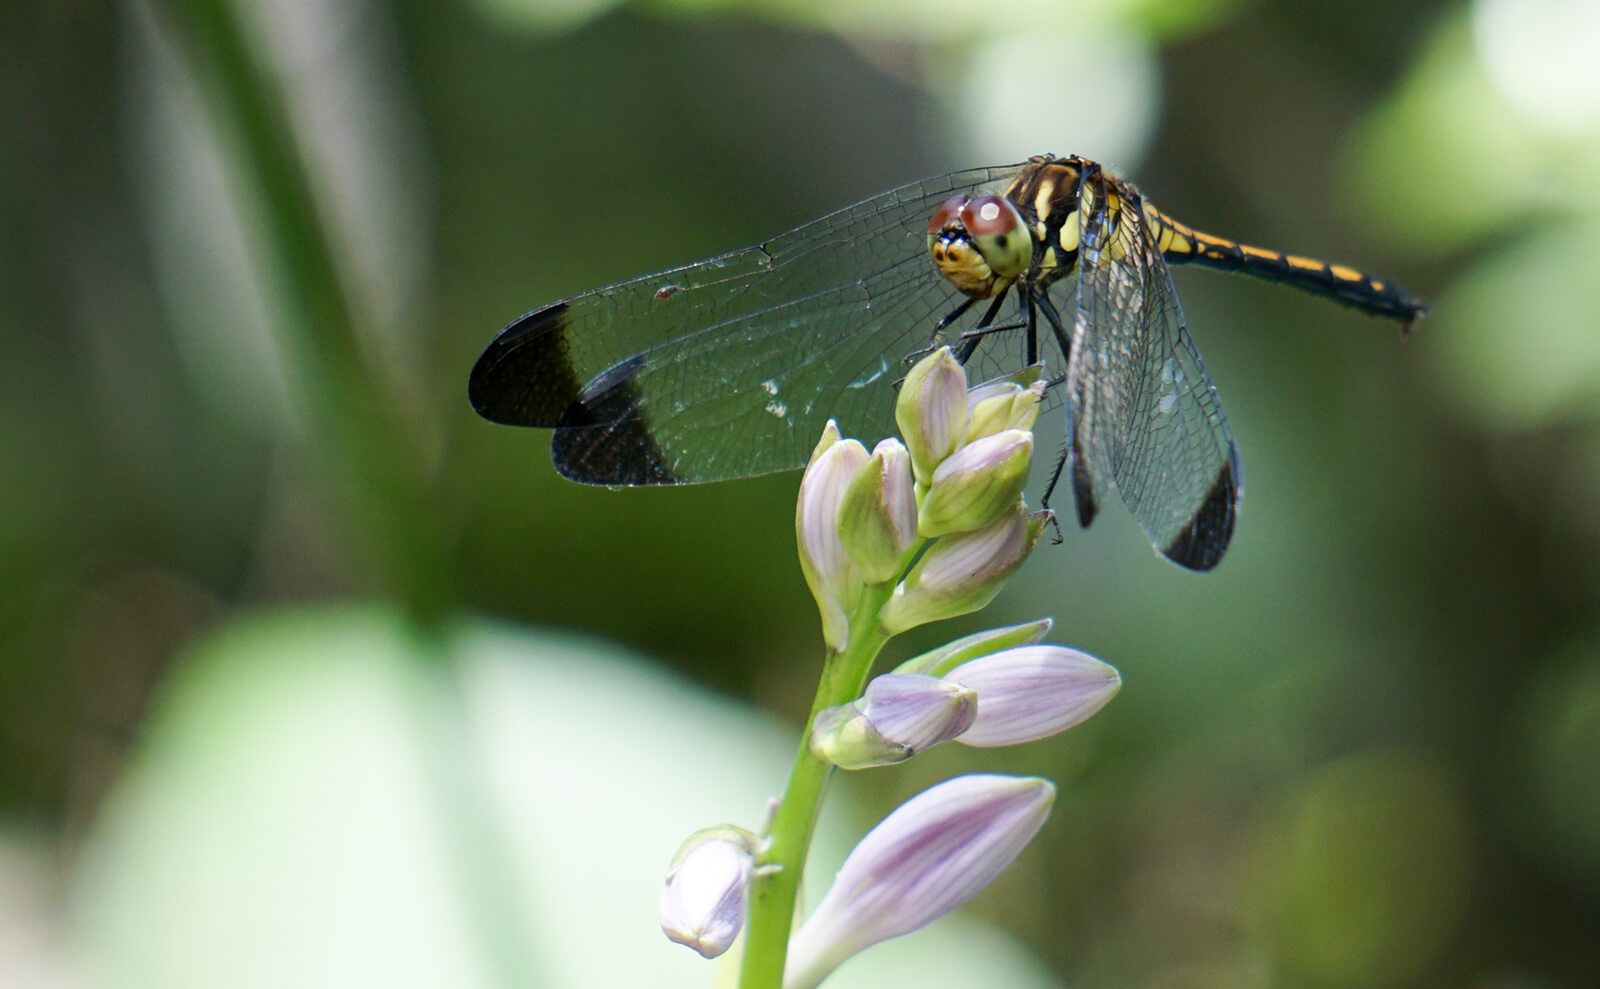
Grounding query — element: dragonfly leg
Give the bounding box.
[952,288,1015,363]
[1032,286,1098,529]
[1041,442,1068,510]
[933,296,978,336]
[1022,289,1038,365]
[902,297,978,366]
[1033,288,1071,366]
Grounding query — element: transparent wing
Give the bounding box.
[468,164,1026,483]
[1067,171,1242,570]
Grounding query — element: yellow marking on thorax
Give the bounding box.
[1056,209,1080,254]
[1032,178,1057,222]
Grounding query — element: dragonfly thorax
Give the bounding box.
[926,193,1030,298]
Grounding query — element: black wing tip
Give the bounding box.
[552,426,677,484]
[467,302,579,426]
[1161,458,1240,572]
[550,362,679,486]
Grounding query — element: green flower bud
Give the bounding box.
[917,429,1034,538]
[837,439,917,584]
[895,348,968,487]
[810,673,976,770]
[879,507,1051,635]
[964,366,1045,443]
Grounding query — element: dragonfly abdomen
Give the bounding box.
[1147,207,1427,329]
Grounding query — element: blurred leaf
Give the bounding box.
[1510,633,1600,881]
[1341,8,1600,253]
[473,0,1239,43]
[1254,749,1473,988]
[1429,220,1600,429]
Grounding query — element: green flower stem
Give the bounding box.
[739,582,896,989]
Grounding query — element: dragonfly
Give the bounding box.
[469,155,1425,571]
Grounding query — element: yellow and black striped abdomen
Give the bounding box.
[1145,205,1427,330]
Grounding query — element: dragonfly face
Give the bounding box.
[469,154,1425,572]
[927,193,1031,297]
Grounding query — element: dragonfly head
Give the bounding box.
[927,194,1031,298]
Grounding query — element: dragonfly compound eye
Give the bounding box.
[927,194,1026,298]
[960,196,1030,281]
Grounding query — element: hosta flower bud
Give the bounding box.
[895,348,968,487]
[797,425,871,650]
[806,419,843,467]
[879,507,1051,634]
[783,775,1056,989]
[965,364,1044,409]
[810,673,977,769]
[836,438,917,583]
[895,618,1054,677]
[659,827,757,959]
[917,429,1034,538]
[948,645,1121,747]
[965,371,1046,442]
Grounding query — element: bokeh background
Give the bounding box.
[6,0,1600,985]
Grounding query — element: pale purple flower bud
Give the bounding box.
[895,348,969,487]
[917,429,1034,538]
[810,673,977,769]
[836,439,918,584]
[659,827,756,959]
[895,618,1054,677]
[948,645,1121,747]
[784,775,1056,989]
[879,507,1052,634]
[806,419,843,467]
[797,426,871,650]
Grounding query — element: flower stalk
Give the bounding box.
[739,586,895,988]
[667,349,1117,989]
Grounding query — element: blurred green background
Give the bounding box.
[6,0,1600,985]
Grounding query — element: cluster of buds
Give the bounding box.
[660,349,1122,989]
[798,348,1053,650]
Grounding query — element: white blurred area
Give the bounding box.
[0,835,82,989]
[1473,0,1600,134]
[934,25,1159,173]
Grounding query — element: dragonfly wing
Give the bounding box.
[1067,173,1242,571]
[555,251,978,483]
[469,164,1024,482]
